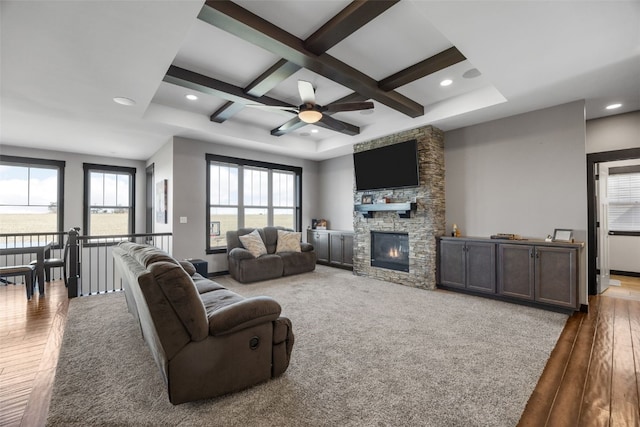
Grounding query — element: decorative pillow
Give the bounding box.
[276,230,301,253]
[238,229,267,258]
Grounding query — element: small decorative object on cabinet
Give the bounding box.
[552,228,573,242]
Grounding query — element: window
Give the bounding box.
[83,164,135,237]
[608,166,640,233]
[206,154,301,252]
[0,155,65,233]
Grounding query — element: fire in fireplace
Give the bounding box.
[370,231,409,272]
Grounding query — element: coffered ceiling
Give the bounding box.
[1,1,639,161]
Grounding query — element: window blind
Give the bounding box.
[608,171,640,232]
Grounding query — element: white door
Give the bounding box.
[597,163,611,293]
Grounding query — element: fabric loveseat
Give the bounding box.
[226,226,316,283]
[112,242,294,404]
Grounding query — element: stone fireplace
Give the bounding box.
[371,231,410,272]
[353,125,445,289]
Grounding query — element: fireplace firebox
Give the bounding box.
[371,231,409,272]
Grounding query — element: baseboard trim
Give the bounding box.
[610,270,640,278]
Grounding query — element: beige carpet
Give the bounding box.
[46,265,567,426]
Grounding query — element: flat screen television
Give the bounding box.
[354,139,419,191]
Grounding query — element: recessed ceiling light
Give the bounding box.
[311,129,319,133]
[113,97,136,106]
[440,79,453,87]
[606,103,622,110]
[185,94,198,101]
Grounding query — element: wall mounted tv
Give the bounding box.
[354,139,420,191]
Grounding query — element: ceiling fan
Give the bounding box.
[247,80,374,133]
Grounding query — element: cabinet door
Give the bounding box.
[440,240,466,289]
[329,233,343,266]
[535,246,577,308]
[341,233,354,267]
[308,230,329,263]
[498,244,534,300]
[466,242,496,293]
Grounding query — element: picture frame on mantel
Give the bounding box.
[552,228,573,242]
[361,194,373,204]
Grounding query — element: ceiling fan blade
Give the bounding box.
[317,115,360,136]
[270,116,307,136]
[245,104,298,115]
[323,101,374,113]
[298,80,316,105]
[318,114,345,130]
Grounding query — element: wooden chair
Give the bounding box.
[30,238,69,286]
[0,265,36,299]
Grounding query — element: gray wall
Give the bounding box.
[0,144,147,233]
[444,101,589,304]
[443,101,587,240]
[586,110,640,153]
[147,139,174,234]
[166,136,319,273]
[316,154,355,231]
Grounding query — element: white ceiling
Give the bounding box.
[1,1,638,161]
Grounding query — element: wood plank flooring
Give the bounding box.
[0,280,68,427]
[1,276,639,426]
[519,275,640,427]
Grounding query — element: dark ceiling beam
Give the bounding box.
[378,47,466,91]
[324,47,466,108]
[199,0,424,118]
[245,59,301,97]
[211,1,397,124]
[164,65,362,136]
[163,65,293,109]
[305,0,400,54]
[210,101,245,123]
[211,59,300,122]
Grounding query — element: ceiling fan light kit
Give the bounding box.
[298,108,323,123]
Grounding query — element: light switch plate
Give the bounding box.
[179,216,187,224]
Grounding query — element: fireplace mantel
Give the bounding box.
[354,202,417,219]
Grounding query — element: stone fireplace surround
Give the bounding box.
[353,125,445,289]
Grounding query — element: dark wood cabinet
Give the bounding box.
[440,240,495,293]
[307,230,353,269]
[534,246,577,309]
[439,237,581,311]
[498,244,535,300]
[440,240,466,288]
[307,230,329,263]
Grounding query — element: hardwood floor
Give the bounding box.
[1,276,639,426]
[518,277,640,427]
[603,275,640,301]
[0,280,68,427]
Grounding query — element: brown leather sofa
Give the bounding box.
[112,242,294,404]
[227,226,316,283]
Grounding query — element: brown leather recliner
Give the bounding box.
[113,242,294,404]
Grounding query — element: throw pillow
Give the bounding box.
[276,230,301,253]
[239,229,267,258]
